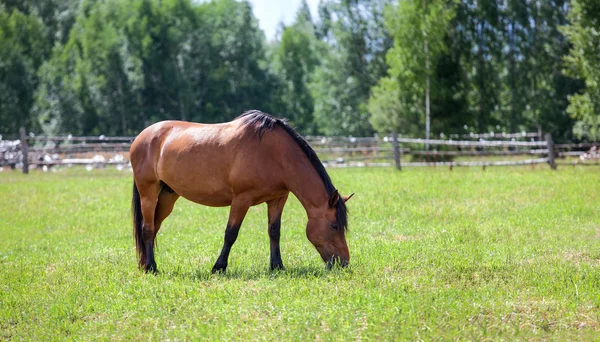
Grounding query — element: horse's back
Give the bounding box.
[131,120,234,163]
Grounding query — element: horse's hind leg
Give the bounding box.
[136,180,160,273]
[267,194,289,270]
[154,187,180,240]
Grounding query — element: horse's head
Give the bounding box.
[306,190,354,268]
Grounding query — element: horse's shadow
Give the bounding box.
[166,265,351,282]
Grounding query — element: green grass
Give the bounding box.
[1,166,599,340]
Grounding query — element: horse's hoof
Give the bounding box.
[270,263,285,271]
[145,263,158,274]
[211,264,227,274]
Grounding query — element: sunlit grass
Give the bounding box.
[1,166,599,340]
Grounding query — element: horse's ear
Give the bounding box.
[343,193,355,203]
[328,189,340,207]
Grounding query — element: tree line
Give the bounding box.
[0,0,598,142]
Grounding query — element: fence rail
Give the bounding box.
[2,128,599,173]
[448,132,541,139]
[393,136,547,147]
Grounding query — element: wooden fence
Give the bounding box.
[1,128,598,173]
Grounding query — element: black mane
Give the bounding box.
[237,110,348,232]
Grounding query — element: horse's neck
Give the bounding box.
[282,156,329,214]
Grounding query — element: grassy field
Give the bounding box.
[1,166,599,340]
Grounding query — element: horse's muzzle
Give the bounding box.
[326,256,349,269]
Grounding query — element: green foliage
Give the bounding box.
[368,0,583,140]
[33,0,276,135]
[36,0,145,135]
[368,77,409,134]
[429,33,470,134]
[456,0,504,133]
[0,0,595,140]
[369,0,455,136]
[201,0,279,123]
[500,0,580,140]
[1,0,80,45]
[454,0,581,138]
[562,0,600,140]
[0,8,49,135]
[270,0,322,134]
[1,167,600,339]
[310,0,393,136]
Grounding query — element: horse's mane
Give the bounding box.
[237,110,348,232]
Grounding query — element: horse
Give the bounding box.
[130,110,354,273]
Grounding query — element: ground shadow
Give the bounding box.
[165,264,352,282]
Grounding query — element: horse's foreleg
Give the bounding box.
[211,198,250,274]
[267,194,289,270]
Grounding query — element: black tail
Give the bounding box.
[132,180,144,267]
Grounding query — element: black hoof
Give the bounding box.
[145,263,158,274]
[270,263,285,271]
[211,264,227,274]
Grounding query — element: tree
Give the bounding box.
[3,0,588,139]
[271,0,324,134]
[310,0,393,136]
[452,0,580,139]
[34,0,278,135]
[197,0,278,123]
[0,0,81,45]
[0,9,49,135]
[368,77,422,136]
[562,0,600,140]
[497,0,580,141]
[369,0,455,144]
[35,0,145,135]
[456,0,504,134]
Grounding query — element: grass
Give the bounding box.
[1,166,599,340]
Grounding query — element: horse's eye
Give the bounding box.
[330,223,339,230]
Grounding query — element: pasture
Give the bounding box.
[1,167,599,340]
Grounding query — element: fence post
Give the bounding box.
[545,133,556,170]
[392,130,401,171]
[19,127,29,174]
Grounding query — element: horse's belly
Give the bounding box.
[164,177,233,207]
[180,191,233,207]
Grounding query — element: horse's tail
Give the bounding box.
[132,180,144,266]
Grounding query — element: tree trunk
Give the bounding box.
[425,38,431,151]
[477,21,485,133]
[19,127,29,175]
[509,20,517,134]
[118,79,127,135]
[392,130,401,171]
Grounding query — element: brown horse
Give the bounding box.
[130,110,353,273]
